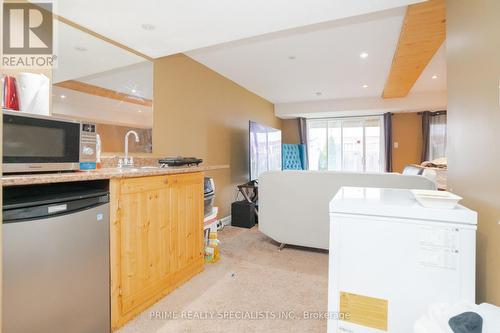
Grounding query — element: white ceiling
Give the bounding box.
[79,62,154,100]
[52,86,152,128]
[411,44,447,93]
[53,20,146,83]
[188,8,410,103]
[53,20,153,101]
[51,0,446,110]
[54,0,424,58]
[187,7,447,104]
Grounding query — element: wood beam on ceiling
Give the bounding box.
[25,0,153,61]
[55,80,153,107]
[382,0,446,99]
[54,15,154,62]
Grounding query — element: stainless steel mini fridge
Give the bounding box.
[3,182,110,333]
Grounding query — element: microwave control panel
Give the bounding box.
[80,123,97,170]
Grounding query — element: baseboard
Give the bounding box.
[219,215,231,227]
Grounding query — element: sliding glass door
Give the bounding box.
[364,118,383,172]
[307,116,384,172]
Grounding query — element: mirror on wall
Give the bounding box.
[51,19,153,153]
[1,14,153,153]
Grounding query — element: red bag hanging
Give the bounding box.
[3,76,20,111]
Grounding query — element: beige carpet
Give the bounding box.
[117,226,328,333]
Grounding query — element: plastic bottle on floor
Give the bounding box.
[205,231,220,264]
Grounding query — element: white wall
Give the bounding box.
[275,91,447,118]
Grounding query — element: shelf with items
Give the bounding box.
[203,207,220,264]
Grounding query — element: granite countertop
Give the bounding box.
[2,165,229,187]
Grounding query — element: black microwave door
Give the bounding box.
[3,114,80,164]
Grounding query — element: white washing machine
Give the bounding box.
[328,187,477,333]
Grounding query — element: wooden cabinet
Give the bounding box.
[110,172,204,330]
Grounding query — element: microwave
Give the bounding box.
[2,110,97,173]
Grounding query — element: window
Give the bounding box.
[307,116,385,172]
[428,113,447,161]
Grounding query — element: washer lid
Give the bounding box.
[330,187,477,225]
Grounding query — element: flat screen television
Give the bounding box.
[249,121,282,181]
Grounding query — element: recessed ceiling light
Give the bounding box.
[131,88,137,93]
[362,84,369,88]
[60,95,66,99]
[141,23,156,31]
[360,52,369,59]
[288,56,296,60]
[315,92,322,96]
[432,75,439,79]
[137,110,142,113]
[74,46,87,52]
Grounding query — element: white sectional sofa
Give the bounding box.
[259,171,436,250]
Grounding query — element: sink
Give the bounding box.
[115,166,162,172]
[139,166,161,169]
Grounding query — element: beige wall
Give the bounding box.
[153,54,281,217]
[447,0,500,304]
[281,119,301,144]
[391,113,422,173]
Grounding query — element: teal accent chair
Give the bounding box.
[282,144,307,170]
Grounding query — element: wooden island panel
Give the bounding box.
[110,172,204,330]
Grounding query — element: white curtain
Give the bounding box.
[428,113,447,161]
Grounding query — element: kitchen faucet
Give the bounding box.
[119,130,140,167]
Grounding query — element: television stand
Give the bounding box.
[237,181,258,217]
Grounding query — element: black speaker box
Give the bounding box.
[231,200,256,228]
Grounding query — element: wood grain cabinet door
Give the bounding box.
[118,176,172,313]
[116,173,204,316]
[166,173,204,272]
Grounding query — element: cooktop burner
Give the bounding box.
[158,157,203,167]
